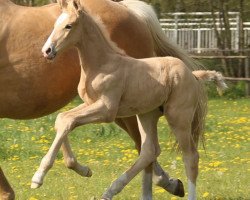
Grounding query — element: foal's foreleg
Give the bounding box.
[31,101,114,189]
[59,104,92,177]
[61,138,92,177]
[101,110,161,200]
[115,117,184,197]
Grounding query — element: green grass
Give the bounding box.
[0,98,249,200]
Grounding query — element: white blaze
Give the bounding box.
[42,29,55,53]
[55,12,70,26]
[42,13,69,54]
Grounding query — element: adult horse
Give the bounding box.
[0,0,202,199]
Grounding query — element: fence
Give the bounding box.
[159,12,250,54]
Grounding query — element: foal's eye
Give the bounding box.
[65,24,72,30]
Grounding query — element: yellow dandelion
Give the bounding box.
[29,197,38,200]
[155,188,165,194]
[202,192,209,198]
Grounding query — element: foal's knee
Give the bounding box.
[55,113,75,133]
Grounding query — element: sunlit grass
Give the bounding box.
[0,98,249,199]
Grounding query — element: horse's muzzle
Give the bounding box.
[42,45,57,60]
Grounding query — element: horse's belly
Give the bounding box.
[116,91,167,117]
[0,50,80,119]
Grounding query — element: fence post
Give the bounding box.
[197,27,201,53]
[245,57,250,96]
[235,13,240,52]
[174,15,178,44]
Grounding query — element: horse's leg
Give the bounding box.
[115,117,184,197]
[165,104,199,200]
[116,117,152,199]
[152,162,184,197]
[31,101,118,188]
[61,137,92,177]
[101,110,161,200]
[54,103,92,177]
[0,167,15,200]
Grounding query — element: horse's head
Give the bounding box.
[42,0,83,60]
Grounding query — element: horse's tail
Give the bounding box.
[191,83,207,148]
[121,0,201,71]
[190,70,227,148]
[193,70,228,95]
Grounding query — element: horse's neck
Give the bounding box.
[0,0,12,5]
[0,0,13,11]
[81,0,110,13]
[0,0,16,26]
[77,14,119,72]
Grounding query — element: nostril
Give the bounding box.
[46,47,52,55]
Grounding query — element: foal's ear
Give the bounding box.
[57,0,67,9]
[72,0,81,12]
[72,0,86,15]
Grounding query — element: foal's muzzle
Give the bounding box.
[42,45,57,60]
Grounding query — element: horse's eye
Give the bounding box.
[65,24,72,30]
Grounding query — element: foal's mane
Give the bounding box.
[81,6,126,55]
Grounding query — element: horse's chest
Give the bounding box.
[81,73,117,103]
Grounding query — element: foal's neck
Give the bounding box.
[77,13,123,73]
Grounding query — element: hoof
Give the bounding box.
[85,168,92,177]
[30,182,42,189]
[74,165,93,177]
[173,179,185,197]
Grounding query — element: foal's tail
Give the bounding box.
[190,70,227,147]
[192,70,228,95]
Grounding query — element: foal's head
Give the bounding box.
[42,0,83,60]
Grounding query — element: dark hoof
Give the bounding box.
[173,179,185,197]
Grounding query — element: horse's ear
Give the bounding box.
[72,0,86,15]
[73,0,79,10]
[57,0,67,9]
[72,0,82,12]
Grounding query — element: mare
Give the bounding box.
[0,0,204,199]
[34,0,227,199]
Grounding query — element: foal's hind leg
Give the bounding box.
[101,110,161,200]
[115,117,184,197]
[165,105,199,200]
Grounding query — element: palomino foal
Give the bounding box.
[33,1,227,199]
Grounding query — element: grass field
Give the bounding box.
[0,98,249,200]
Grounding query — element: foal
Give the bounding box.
[33,1,227,199]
